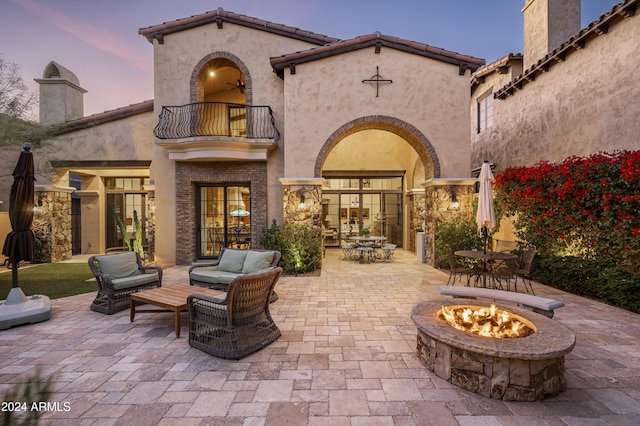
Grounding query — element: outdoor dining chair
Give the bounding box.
[515,245,537,294]
[447,250,477,286]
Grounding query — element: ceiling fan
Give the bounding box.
[225,72,245,94]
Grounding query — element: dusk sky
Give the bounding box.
[0,0,621,119]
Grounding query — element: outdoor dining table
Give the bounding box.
[454,250,518,289]
[349,236,387,263]
[350,236,387,247]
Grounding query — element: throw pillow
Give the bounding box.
[217,249,248,274]
[242,251,275,274]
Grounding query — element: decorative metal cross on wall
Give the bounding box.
[361,66,393,97]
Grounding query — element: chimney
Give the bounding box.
[522,0,581,70]
[34,61,87,125]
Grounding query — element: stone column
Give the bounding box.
[421,179,477,267]
[32,185,75,263]
[279,178,325,269]
[279,178,324,227]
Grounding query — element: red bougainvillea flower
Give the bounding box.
[494,150,639,272]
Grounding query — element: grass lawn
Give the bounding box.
[0,263,96,300]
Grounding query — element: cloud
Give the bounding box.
[11,0,152,72]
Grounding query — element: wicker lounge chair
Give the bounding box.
[188,267,283,359]
[88,252,163,315]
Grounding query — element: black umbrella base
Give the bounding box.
[0,288,51,330]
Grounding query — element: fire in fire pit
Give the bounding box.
[439,304,534,338]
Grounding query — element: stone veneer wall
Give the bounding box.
[282,184,322,228]
[32,188,73,263]
[423,182,475,266]
[175,161,268,265]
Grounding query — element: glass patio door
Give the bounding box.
[322,175,403,247]
[197,184,251,258]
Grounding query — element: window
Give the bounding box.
[105,178,149,249]
[477,91,493,133]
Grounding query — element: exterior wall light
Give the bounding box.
[450,190,459,210]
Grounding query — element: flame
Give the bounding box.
[439,304,534,338]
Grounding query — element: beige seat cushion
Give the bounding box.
[190,270,239,285]
[112,272,159,290]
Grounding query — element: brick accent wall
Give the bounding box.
[175,161,268,264]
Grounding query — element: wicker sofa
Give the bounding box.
[189,248,281,302]
[88,251,163,315]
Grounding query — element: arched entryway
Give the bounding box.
[316,116,439,251]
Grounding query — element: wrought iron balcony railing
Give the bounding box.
[154,102,279,140]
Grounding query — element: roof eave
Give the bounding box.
[494,0,639,100]
[271,37,485,75]
[138,9,339,46]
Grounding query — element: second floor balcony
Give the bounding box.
[154,102,280,161]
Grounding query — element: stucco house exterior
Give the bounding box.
[471,0,640,171]
[1,0,637,267]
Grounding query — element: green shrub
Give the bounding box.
[532,255,640,313]
[434,217,482,268]
[259,219,282,250]
[260,220,321,274]
[280,223,322,274]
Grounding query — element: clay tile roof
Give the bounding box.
[470,53,523,86]
[270,33,485,74]
[53,100,154,135]
[495,0,639,99]
[138,8,340,46]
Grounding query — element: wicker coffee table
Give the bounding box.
[130,285,222,338]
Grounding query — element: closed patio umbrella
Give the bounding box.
[476,160,495,254]
[0,143,51,330]
[2,142,36,289]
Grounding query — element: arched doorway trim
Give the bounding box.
[314,115,440,179]
[190,52,252,105]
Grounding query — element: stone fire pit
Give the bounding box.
[412,300,575,401]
